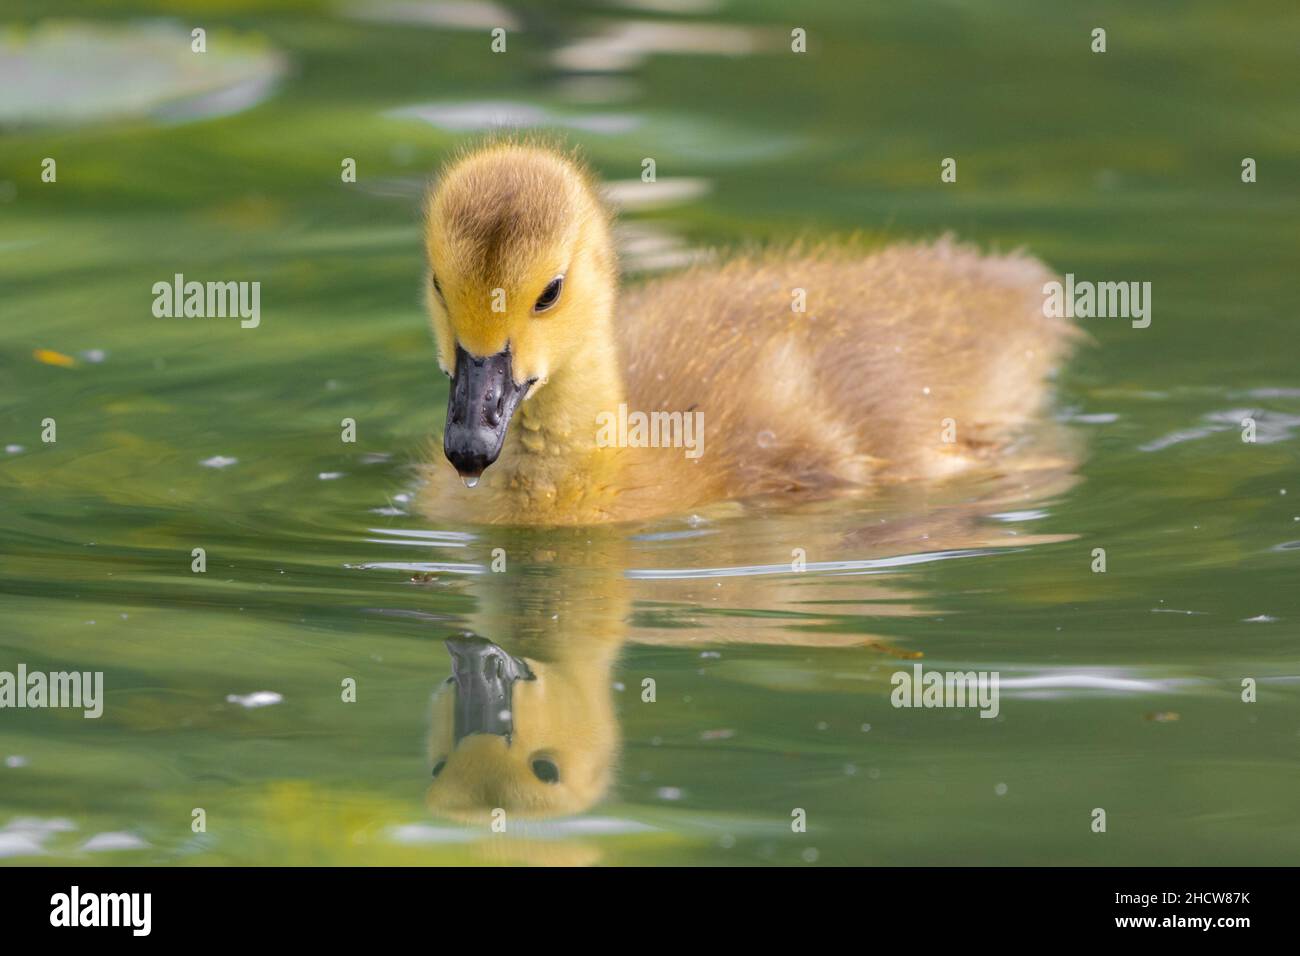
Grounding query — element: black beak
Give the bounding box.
[443,344,531,482]
[445,633,535,744]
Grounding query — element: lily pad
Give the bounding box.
[0,20,287,128]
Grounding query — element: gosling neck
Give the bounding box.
[503,331,628,506]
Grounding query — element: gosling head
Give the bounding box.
[423,142,617,482]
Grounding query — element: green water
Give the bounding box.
[2,1,1298,865]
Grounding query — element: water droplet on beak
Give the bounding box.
[461,475,479,488]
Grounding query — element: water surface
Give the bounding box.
[2,1,1298,865]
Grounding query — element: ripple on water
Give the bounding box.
[997,671,1194,697]
[81,832,151,853]
[349,561,482,574]
[387,101,641,135]
[625,547,1018,580]
[1139,408,1300,452]
[341,1,522,31]
[0,817,76,859]
[551,20,772,72]
[364,527,475,548]
[386,817,654,845]
[225,691,284,708]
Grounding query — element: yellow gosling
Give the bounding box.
[419,140,1077,526]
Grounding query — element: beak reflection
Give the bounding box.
[445,633,536,744]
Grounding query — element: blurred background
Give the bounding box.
[1,1,1298,865]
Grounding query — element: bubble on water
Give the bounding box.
[4,445,22,455]
[318,472,345,480]
[801,847,820,863]
[200,455,238,469]
[4,756,28,769]
[655,786,684,801]
[995,782,1008,796]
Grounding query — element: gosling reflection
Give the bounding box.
[426,623,622,822]
[423,442,1081,829]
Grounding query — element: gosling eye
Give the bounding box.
[431,759,447,779]
[531,757,560,784]
[532,275,564,314]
